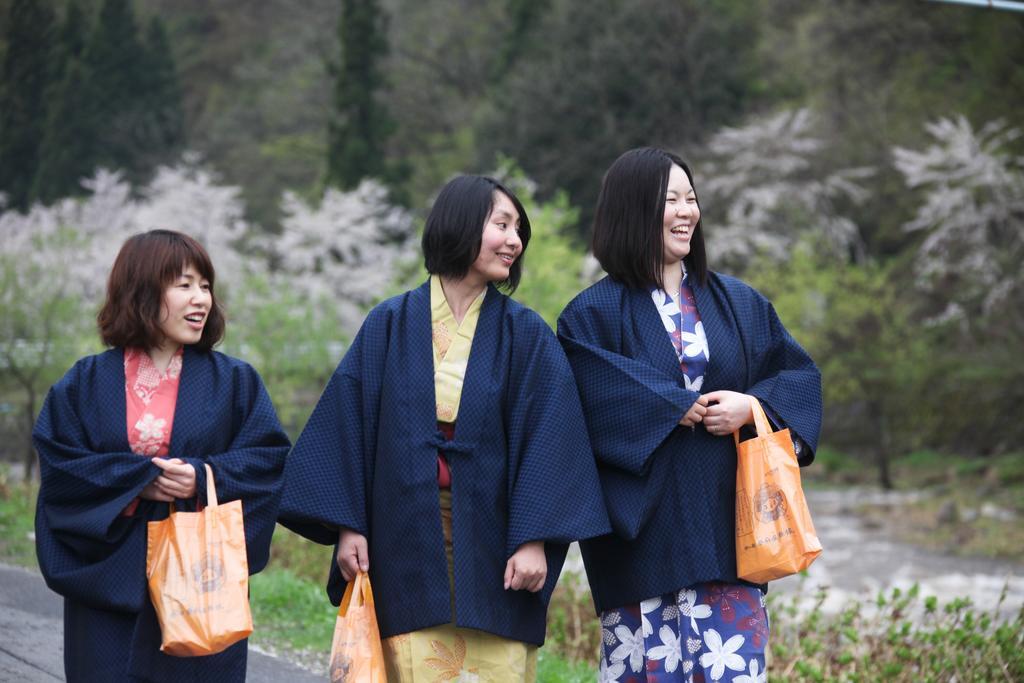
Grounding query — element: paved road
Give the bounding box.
[0,563,321,682]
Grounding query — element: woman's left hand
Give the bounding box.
[701,390,754,436]
[504,541,546,592]
[150,457,197,499]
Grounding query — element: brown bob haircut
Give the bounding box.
[591,147,708,290]
[97,229,225,351]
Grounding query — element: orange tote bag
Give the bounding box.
[146,463,253,656]
[734,396,822,584]
[329,571,385,683]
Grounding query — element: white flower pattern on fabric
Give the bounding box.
[699,629,747,681]
[128,349,182,405]
[135,413,166,442]
[640,596,662,637]
[601,611,622,646]
[650,270,708,393]
[124,347,180,459]
[678,588,713,634]
[651,289,681,332]
[599,658,626,683]
[683,373,704,392]
[734,657,767,683]
[610,625,646,674]
[647,624,683,673]
[681,320,709,358]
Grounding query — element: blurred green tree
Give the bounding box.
[52,0,86,78]
[135,17,185,169]
[748,246,932,489]
[325,0,395,191]
[477,0,761,236]
[84,0,152,181]
[0,0,58,211]
[30,58,98,203]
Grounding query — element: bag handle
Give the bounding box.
[733,395,775,449]
[204,463,218,507]
[338,571,374,617]
[164,462,219,515]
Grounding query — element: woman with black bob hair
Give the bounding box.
[33,229,290,682]
[558,148,822,681]
[280,175,610,681]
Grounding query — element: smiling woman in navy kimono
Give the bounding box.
[558,148,822,682]
[280,175,610,681]
[33,230,290,682]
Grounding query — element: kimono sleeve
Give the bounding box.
[33,363,158,611]
[557,300,700,475]
[504,312,612,555]
[180,363,290,575]
[278,309,384,545]
[745,301,823,465]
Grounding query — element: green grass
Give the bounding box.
[249,568,336,655]
[536,648,597,682]
[768,581,1024,682]
[0,474,37,568]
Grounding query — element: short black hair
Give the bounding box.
[422,175,531,292]
[591,147,708,289]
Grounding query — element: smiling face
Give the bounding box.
[466,191,523,287]
[156,264,212,351]
[662,163,701,268]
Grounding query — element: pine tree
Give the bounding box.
[325,0,394,190]
[52,0,87,78]
[0,0,58,211]
[136,17,185,169]
[83,0,149,180]
[31,59,99,203]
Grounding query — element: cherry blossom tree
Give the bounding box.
[1,160,421,472]
[699,108,873,271]
[272,179,417,332]
[893,116,1024,338]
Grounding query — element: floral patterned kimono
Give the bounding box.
[597,271,769,683]
[121,347,182,516]
[382,275,538,682]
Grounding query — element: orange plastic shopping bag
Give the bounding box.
[734,396,822,584]
[146,463,253,656]
[329,571,385,683]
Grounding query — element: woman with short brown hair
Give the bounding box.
[34,229,289,682]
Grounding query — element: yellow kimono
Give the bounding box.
[382,275,538,683]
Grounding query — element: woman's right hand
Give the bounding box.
[679,395,709,427]
[139,481,174,502]
[337,528,369,582]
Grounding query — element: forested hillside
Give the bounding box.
[2,0,1023,476]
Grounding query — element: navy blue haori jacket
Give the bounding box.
[557,273,822,614]
[278,280,611,646]
[33,347,290,683]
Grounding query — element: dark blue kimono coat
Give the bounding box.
[279,281,611,645]
[557,273,822,613]
[33,347,290,683]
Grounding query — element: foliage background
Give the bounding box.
[1,0,1023,676]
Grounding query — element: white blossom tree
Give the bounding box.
[273,180,417,332]
[2,162,422,467]
[699,108,873,270]
[893,116,1024,337]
